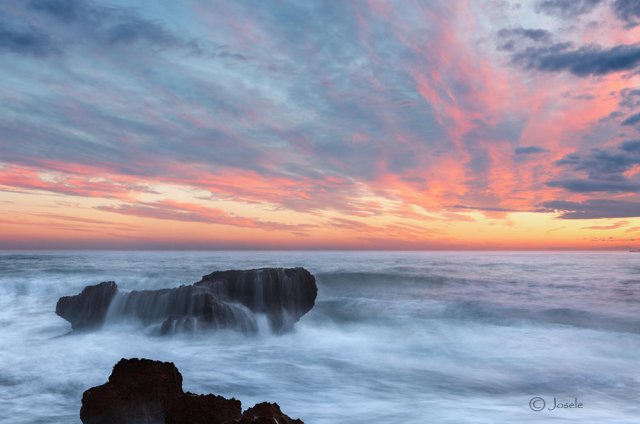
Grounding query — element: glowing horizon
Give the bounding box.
[1,0,640,250]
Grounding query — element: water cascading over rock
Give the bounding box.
[56,268,317,335]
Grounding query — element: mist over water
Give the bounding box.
[0,251,639,423]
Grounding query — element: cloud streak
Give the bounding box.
[513,43,640,76]
[613,0,640,28]
[96,200,314,233]
[534,0,603,17]
[622,112,640,126]
[515,146,550,155]
[542,200,640,219]
[547,140,640,193]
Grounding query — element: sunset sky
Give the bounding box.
[1,0,640,249]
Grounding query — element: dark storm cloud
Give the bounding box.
[28,0,246,58]
[541,199,640,219]
[515,145,549,155]
[534,0,603,17]
[502,2,640,77]
[0,21,56,56]
[620,139,640,151]
[105,20,178,47]
[512,43,640,76]
[555,148,639,176]
[622,112,640,126]
[619,88,640,109]
[546,178,640,192]
[27,0,186,50]
[497,27,552,51]
[548,141,640,193]
[4,0,248,61]
[501,28,552,42]
[613,0,640,28]
[28,0,80,22]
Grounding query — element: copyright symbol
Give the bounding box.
[529,397,545,411]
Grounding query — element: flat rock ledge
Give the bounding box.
[80,358,304,424]
[56,267,317,334]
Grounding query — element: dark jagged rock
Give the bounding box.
[169,393,241,424]
[239,402,304,424]
[80,358,304,424]
[56,268,317,334]
[80,358,187,424]
[56,281,117,330]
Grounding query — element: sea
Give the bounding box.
[0,251,638,423]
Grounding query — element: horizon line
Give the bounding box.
[0,247,634,252]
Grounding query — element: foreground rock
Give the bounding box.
[80,358,303,424]
[56,267,317,334]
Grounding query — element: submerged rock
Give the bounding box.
[56,268,317,334]
[80,358,304,424]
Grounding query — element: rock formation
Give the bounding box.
[56,268,317,334]
[80,358,303,424]
[56,281,118,330]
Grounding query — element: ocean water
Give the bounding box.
[0,251,638,424]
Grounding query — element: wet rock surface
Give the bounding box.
[56,267,317,334]
[56,281,117,330]
[80,358,304,424]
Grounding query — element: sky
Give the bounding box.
[0,0,639,250]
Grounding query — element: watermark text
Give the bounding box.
[529,397,583,412]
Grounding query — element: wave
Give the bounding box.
[440,301,640,334]
[315,271,477,296]
[309,294,640,334]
